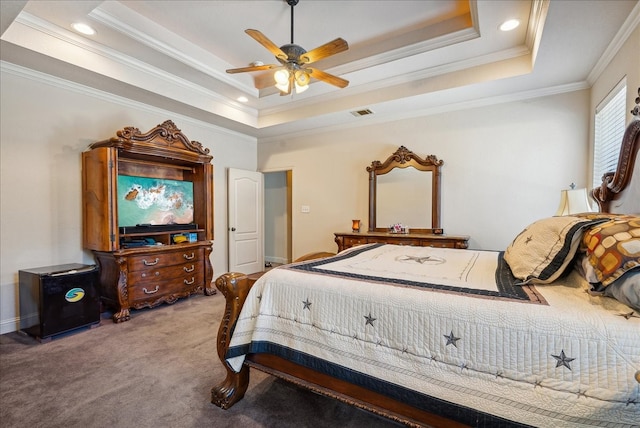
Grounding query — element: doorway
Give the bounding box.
[263,170,292,266]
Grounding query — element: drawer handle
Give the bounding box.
[143,258,159,266]
[183,252,195,260]
[184,264,195,273]
[143,285,160,294]
[141,272,160,278]
[184,277,195,285]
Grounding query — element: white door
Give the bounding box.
[228,168,264,274]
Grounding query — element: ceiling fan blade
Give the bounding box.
[226,64,279,74]
[245,29,288,61]
[307,68,349,88]
[300,38,348,64]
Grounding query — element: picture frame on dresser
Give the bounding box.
[82,120,215,323]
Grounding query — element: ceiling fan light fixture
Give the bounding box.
[274,69,290,85]
[226,0,349,96]
[294,81,309,93]
[275,81,290,93]
[294,70,310,86]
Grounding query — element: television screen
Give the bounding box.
[117,175,194,227]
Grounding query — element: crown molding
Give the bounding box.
[257,81,589,144]
[13,12,256,117]
[587,1,640,85]
[89,3,256,97]
[1,60,256,143]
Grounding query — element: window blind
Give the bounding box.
[593,80,627,190]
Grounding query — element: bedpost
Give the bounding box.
[211,272,252,409]
[592,119,640,212]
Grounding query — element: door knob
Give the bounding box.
[230,227,236,231]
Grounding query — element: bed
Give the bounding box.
[211,118,640,427]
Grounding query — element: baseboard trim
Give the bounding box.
[265,256,288,265]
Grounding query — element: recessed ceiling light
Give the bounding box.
[237,96,248,103]
[71,22,96,36]
[499,19,520,32]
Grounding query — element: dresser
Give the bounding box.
[82,121,214,323]
[94,243,211,322]
[335,231,469,252]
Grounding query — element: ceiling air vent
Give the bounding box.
[350,108,374,117]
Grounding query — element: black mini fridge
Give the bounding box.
[19,263,100,342]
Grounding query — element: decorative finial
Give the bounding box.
[570,183,576,189]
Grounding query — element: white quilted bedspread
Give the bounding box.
[226,244,640,427]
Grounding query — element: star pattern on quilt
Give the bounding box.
[525,235,533,244]
[364,312,377,326]
[397,255,445,265]
[551,350,575,370]
[256,293,262,302]
[302,298,312,310]
[619,311,638,320]
[444,330,461,347]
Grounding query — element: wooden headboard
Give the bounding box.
[592,118,640,214]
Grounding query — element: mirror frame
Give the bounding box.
[367,146,443,234]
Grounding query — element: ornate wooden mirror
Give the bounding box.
[367,146,443,234]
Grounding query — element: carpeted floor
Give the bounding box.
[0,292,400,428]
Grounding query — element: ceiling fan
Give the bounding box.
[226,0,349,95]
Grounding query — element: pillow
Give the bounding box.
[504,216,607,284]
[582,216,640,286]
[574,253,600,283]
[588,270,640,312]
[603,271,640,311]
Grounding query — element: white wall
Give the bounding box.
[258,90,592,258]
[0,64,257,334]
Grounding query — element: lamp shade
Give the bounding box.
[555,188,593,215]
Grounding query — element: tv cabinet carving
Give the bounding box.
[82,120,215,323]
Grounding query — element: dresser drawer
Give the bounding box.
[343,236,368,248]
[127,248,203,272]
[375,237,421,246]
[420,239,456,248]
[128,261,204,286]
[128,265,204,302]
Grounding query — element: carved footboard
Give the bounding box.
[210,269,466,427]
[211,272,252,409]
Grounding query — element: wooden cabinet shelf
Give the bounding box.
[82,120,215,323]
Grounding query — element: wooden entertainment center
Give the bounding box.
[82,120,215,323]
